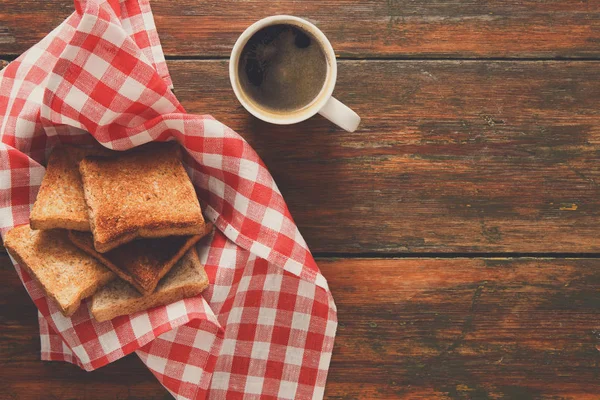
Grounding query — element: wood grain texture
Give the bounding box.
[1,0,600,58]
[167,59,600,253]
[325,257,600,399]
[1,59,599,254]
[3,255,600,399]
[2,2,599,400]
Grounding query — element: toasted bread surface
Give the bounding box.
[4,224,114,316]
[30,146,114,231]
[90,247,209,322]
[79,143,205,253]
[68,225,211,294]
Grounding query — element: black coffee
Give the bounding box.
[239,24,328,113]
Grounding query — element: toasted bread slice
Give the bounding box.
[30,146,114,231]
[68,223,211,295]
[90,246,209,322]
[4,224,114,316]
[79,143,205,253]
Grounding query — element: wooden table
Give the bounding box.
[2,1,600,399]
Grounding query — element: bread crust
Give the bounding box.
[4,224,114,316]
[91,246,209,322]
[79,143,206,253]
[68,223,211,295]
[30,146,115,231]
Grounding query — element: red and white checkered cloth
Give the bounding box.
[0,0,337,398]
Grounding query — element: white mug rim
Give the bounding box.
[229,15,338,125]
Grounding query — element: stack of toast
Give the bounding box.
[5,143,212,322]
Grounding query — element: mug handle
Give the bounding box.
[318,96,361,132]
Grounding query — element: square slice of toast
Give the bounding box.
[90,246,209,322]
[4,224,115,316]
[79,143,206,253]
[68,222,212,295]
[30,146,114,231]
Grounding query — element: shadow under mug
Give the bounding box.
[229,15,361,132]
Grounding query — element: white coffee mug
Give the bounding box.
[229,15,361,132]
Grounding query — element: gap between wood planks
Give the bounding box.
[2,244,600,259]
[4,55,600,62]
[162,56,600,62]
[312,252,600,259]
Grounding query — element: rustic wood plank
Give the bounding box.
[325,257,600,399]
[2,255,599,398]
[166,59,600,253]
[1,1,600,58]
[1,59,599,253]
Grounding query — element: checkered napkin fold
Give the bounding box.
[0,0,337,398]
